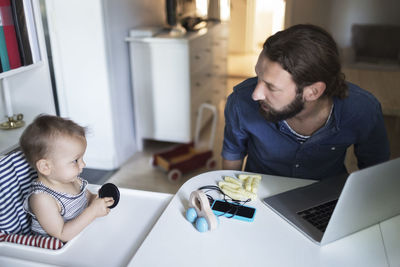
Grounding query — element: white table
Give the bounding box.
[128,170,400,267]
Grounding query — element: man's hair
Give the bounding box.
[263,24,348,98]
[19,114,86,168]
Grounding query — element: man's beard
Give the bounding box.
[258,92,305,123]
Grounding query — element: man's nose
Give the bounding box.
[252,81,266,101]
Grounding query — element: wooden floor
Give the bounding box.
[106,54,400,194]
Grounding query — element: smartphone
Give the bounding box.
[211,200,256,222]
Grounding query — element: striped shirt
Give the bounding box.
[282,103,334,143]
[23,177,88,236]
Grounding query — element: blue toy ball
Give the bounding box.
[195,217,208,232]
[186,208,197,223]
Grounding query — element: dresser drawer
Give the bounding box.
[189,35,213,74]
[190,75,214,136]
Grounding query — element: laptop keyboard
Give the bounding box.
[297,199,338,232]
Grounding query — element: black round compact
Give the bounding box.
[98,183,120,209]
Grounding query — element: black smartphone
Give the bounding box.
[211,200,256,222]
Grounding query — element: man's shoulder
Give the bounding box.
[335,82,380,117]
[334,82,382,125]
[226,77,259,115]
[345,82,380,107]
[232,77,258,95]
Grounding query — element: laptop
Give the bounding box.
[263,158,400,245]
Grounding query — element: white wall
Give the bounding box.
[45,0,165,170]
[253,0,285,52]
[228,0,253,53]
[102,0,165,167]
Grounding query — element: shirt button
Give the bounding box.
[295,164,300,168]
[331,146,336,151]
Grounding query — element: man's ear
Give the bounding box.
[36,159,51,176]
[303,81,326,101]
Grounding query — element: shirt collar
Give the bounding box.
[277,101,337,138]
[332,96,342,131]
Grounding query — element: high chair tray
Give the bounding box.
[0,185,173,267]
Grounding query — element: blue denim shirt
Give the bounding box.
[222,77,390,180]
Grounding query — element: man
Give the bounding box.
[222,24,390,179]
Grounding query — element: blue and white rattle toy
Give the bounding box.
[186,190,218,232]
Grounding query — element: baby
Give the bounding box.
[20,114,114,242]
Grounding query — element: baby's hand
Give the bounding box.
[88,195,114,217]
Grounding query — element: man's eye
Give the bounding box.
[73,159,78,163]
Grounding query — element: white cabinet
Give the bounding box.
[127,23,228,150]
[0,0,55,155]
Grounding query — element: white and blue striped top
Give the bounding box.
[23,177,89,236]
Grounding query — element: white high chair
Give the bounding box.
[0,150,173,266]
